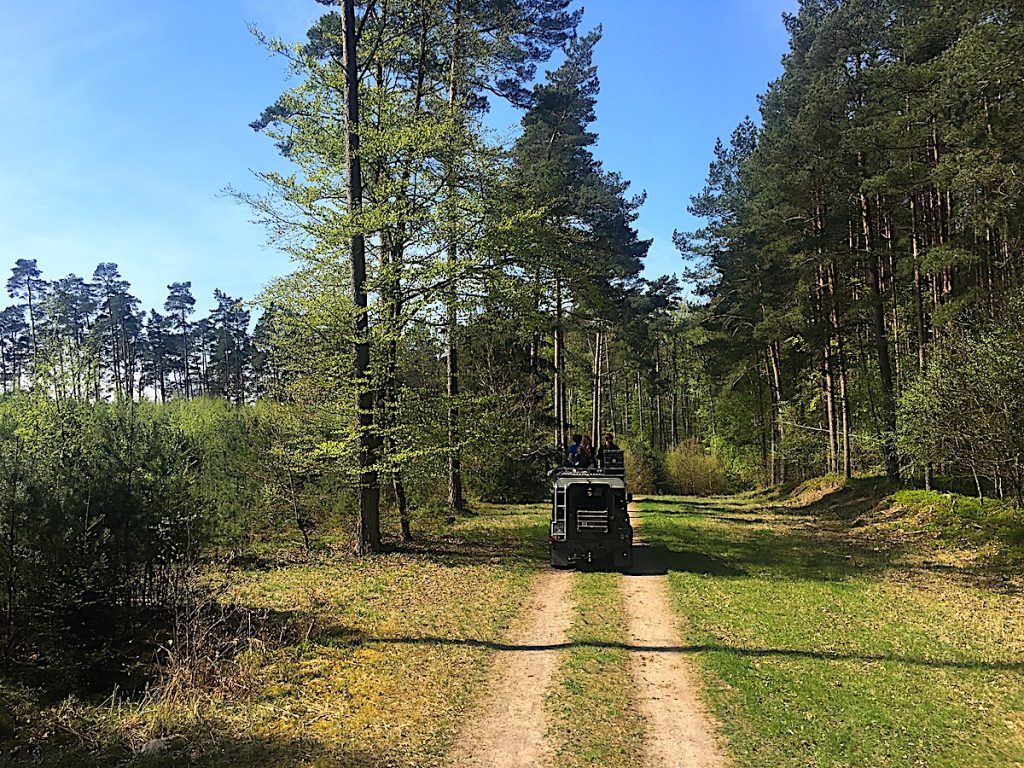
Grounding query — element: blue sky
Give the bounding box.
[0,0,797,315]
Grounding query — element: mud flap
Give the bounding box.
[550,543,571,569]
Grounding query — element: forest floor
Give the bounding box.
[2,484,1023,767]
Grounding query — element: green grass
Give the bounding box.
[1,505,550,768]
[636,494,1024,768]
[883,490,1024,564]
[547,571,645,768]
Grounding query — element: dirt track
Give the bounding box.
[622,542,730,768]
[446,511,728,768]
[445,568,573,768]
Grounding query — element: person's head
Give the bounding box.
[581,435,593,448]
[571,433,582,445]
[602,432,615,446]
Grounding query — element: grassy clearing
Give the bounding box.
[1,504,549,768]
[637,492,1024,768]
[547,571,645,768]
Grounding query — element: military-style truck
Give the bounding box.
[548,450,633,570]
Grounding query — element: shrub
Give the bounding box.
[898,289,1024,503]
[0,395,203,691]
[461,401,549,504]
[0,395,301,691]
[624,442,662,495]
[664,440,728,496]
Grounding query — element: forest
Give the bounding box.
[1,1,1023,766]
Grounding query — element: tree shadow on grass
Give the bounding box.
[638,497,778,516]
[337,633,1024,673]
[3,729,389,768]
[639,493,1024,590]
[387,517,550,568]
[639,513,902,582]
[625,542,746,577]
[393,499,901,582]
[137,733,387,768]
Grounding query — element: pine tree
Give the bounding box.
[164,281,196,399]
[6,259,46,372]
[92,263,142,400]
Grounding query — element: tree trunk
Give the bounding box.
[591,332,598,443]
[553,275,567,449]
[342,0,381,555]
[636,371,644,444]
[670,333,679,446]
[445,0,464,517]
[605,331,615,439]
[826,261,852,479]
[654,338,664,451]
[910,192,933,490]
[858,168,900,482]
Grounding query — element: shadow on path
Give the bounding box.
[332,630,1024,672]
[625,542,745,577]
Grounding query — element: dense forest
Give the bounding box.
[1,0,1022,705]
[679,0,1024,504]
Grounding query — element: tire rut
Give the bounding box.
[445,568,573,768]
[622,517,730,768]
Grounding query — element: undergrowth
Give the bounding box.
[0,505,549,768]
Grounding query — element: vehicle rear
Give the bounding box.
[550,473,633,570]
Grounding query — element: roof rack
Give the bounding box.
[548,466,626,479]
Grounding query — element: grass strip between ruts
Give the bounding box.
[546,570,645,768]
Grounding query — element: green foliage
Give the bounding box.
[461,400,549,504]
[899,289,1024,501]
[888,490,1024,559]
[663,440,728,496]
[624,441,662,495]
[0,395,346,691]
[677,0,1024,489]
[0,394,201,690]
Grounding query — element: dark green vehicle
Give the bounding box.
[548,451,633,570]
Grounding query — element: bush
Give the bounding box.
[461,412,548,504]
[624,441,662,495]
[0,395,311,692]
[664,440,728,496]
[899,289,1024,503]
[0,395,204,691]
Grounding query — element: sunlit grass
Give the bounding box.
[638,495,1024,768]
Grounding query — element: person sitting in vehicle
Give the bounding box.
[596,432,620,466]
[565,433,583,466]
[575,435,596,469]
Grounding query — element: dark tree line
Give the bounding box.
[1,259,265,404]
